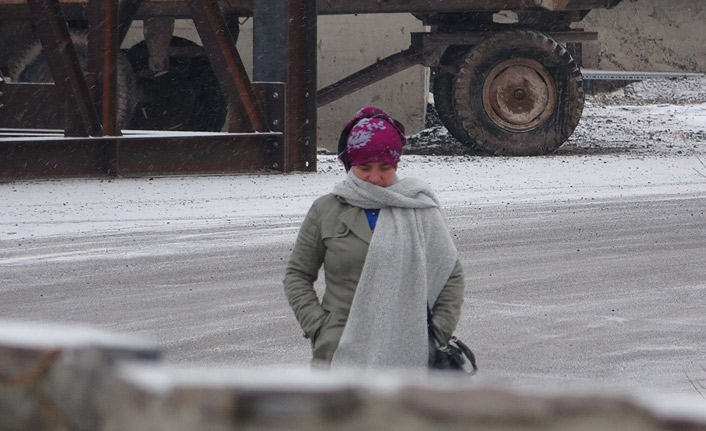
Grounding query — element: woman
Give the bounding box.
[283,106,465,370]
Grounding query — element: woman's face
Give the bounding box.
[352,162,396,187]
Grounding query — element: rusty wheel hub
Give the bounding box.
[482,58,557,132]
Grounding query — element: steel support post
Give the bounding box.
[253,0,287,83]
[286,0,317,172]
[87,0,121,137]
[26,0,102,137]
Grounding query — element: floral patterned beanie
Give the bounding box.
[337,106,407,172]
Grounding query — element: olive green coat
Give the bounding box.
[283,193,465,363]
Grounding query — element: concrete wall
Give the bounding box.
[315,14,427,152]
[2,320,706,431]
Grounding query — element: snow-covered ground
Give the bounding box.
[4,77,706,241]
[3,146,705,242]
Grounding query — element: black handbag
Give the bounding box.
[427,307,478,374]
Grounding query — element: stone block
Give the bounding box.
[103,365,706,431]
[0,320,159,431]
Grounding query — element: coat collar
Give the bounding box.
[339,204,373,244]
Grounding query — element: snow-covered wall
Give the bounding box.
[2,321,706,431]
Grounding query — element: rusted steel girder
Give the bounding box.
[87,0,120,137]
[252,0,316,172]
[0,0,625,19]
[26,0,102,137]
[0,132,283,179]
[286,0,317,172]
[1,0,293,179]
[0,82,286,178]
[185,0,267,132]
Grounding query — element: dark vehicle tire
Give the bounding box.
[453,29,584,156]
[431,46,476,149]
[11,32,137,128]
[125,37,226,132]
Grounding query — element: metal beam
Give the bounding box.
[0,132,283,179]
[0,0,626,18]
[87,0,121,137]
[286,0,318,172]
[26,0,102,137]
[317,48,423,108]
[0,81,286,179]
[185,0,268,132]
[253,0,316,172]
[253,0,287,83]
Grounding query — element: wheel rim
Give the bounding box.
[482,58,557,132]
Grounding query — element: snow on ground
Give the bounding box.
[3,148,705,241]
[3,77,706,241]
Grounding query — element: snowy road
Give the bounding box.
[2,157,706,398]
[453,194,706,396]
[2,97,706,398]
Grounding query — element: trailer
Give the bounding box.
[0,0,625,179]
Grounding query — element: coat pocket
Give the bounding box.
[312,310,349,363]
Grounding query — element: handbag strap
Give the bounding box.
[452,336,478,372]
[427,305,479,372]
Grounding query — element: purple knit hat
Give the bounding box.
[337,106,407,172]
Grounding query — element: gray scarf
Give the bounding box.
[330,170,458,370]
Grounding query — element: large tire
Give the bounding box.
[453,29,584,156]
[125,37,226,132]
[431,46,477,149]
[10,32,137,128]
